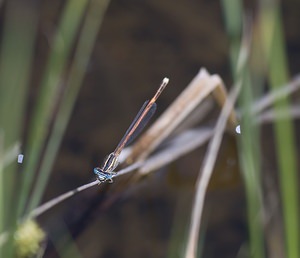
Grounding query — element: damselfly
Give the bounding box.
[94,78,169,183]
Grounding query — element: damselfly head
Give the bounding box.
[94,167,117,183]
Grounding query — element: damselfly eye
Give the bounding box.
[93,167,101,175]
[94,167,111,182]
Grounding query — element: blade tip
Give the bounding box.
[162,77,169,85]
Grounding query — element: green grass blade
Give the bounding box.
[221,1,266,257]
[0,1,38,256]
[26,0,110,215]
[17,0,89,218]
[259,2,300,257]
[238,72,265,258]
[0,133,4,253]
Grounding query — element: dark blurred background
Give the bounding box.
[23,0,300,257]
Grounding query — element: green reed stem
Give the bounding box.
[17,0,88,218]
[0,1,38,256]
[259,2,300,257]
[26,0,110,215]
[221,1,265,257]
[238,71,265,258]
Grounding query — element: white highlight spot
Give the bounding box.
[18,154,24,163]
[235,125,241,134]
[163,77,169,85]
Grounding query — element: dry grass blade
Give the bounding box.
[251,74,300,115]
[256,105,300,124]
[184,81,241,258]
[126,68,237,166]
[29,161,143,219]
[139,128,213,175]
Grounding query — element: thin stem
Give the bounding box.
[184,82,241,258]
[28,161,143,219]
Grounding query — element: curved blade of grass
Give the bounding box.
[25,0,110,216]
[17,0,89,218]
[221,2,266,257]
[259,2,299,257]
[0,1,38,256]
